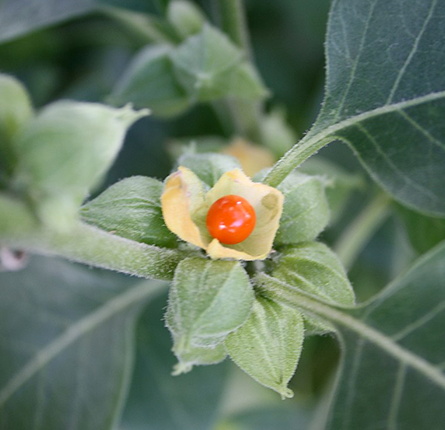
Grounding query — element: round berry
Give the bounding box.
[206,195,256,245]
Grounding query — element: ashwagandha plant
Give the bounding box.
[1,0,445,429]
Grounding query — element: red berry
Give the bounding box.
[206,195,256,245]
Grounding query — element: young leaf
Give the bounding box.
[0,74,33,173]
[81,176,177,248]
[275,172,330,245]
[166,257,254,352]
[111,46,193,118]
[225,296,305,399]
[171,24,268,102]
[13,101,148,230]
[307,0,445,216]
[167,0,205,38]
[177,153,241,187]
[0,256,165,430]
[272,242,355,306]
[121,291,229,430]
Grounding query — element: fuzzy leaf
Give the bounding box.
[225,296,304,399]
[308,0,445,216]
[275,172,330,245]
[178,153,241,187]
[171,25,267,102]
[273,242,355,306]
[111,46,192,118]
[13,101,147,230]
[166,257,254,353]
[81,176,177,248]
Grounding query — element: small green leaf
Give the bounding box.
[275,172,330,245]
[112,46,192,118]
[167,0,205,38]
[225,296,304,399]
[299,157,364,224]
[178,153,241,187]
[273,242,355,306]
[166,257,254,355]
[396,204,445,255]
[0,74,33,174]
[261,108,297,158]
[171,24,267,102]
[13,101,148,230]
[81,176,177,248]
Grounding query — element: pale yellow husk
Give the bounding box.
[162,167,283,261]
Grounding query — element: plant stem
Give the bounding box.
[0,194,187,280]
[335,193,391,270]
[213,0,253,59]
[262,134,335,187]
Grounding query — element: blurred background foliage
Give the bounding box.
[0,0,434,428]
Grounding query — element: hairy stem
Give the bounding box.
[335,193,391,269]
[263,134,335,187]
[0,194,187,280]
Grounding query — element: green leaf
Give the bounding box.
[308,0,445,216]
[121,291,229,430]
[275,172,330,245]
[166,257,254,358]
[272,242,355,307]
[397,204,445,255]
[259,240,445,429]
[167,0,205,39]
[81,176,177,248]
[261,108,297,158]
[13,101,148,230]
[111,46,193,118]
[225,296,304,399]
[299,157,364,224]
[171,24,268,102]
[178,153,241,187]
[0,74,33,175]
[0,256,165,429]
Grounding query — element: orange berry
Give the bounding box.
[206,195,256,245]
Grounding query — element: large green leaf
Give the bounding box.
[259,241,445,430]
[0,256,165,430]
[307,0,445,216]
[120,291,229,430]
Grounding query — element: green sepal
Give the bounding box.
[177,153,241,187]
[0,74,33,174]
[272,242,355,306]
[167,0,206,39]
[171,24,268,102]
[225,295,305,399]
[274,172,330,246]
[166,257,254,351]
[299,157,364,224]
[13,101,148,230]
[111,45,192,118]
[81,176,177,248]
[171,341,227,375]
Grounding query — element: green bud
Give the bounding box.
[166,257,254,353]
[261,108,297,158]
[225,296,304,399]
[81,176,177,248]
[13,101,148,230]
[178,153,241,187]
[171,24,268,102]
[167,0,206,38]
[0,74,33,174]
[112,46,193,118]
[275,172,330,246]
[272,242,355,306]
